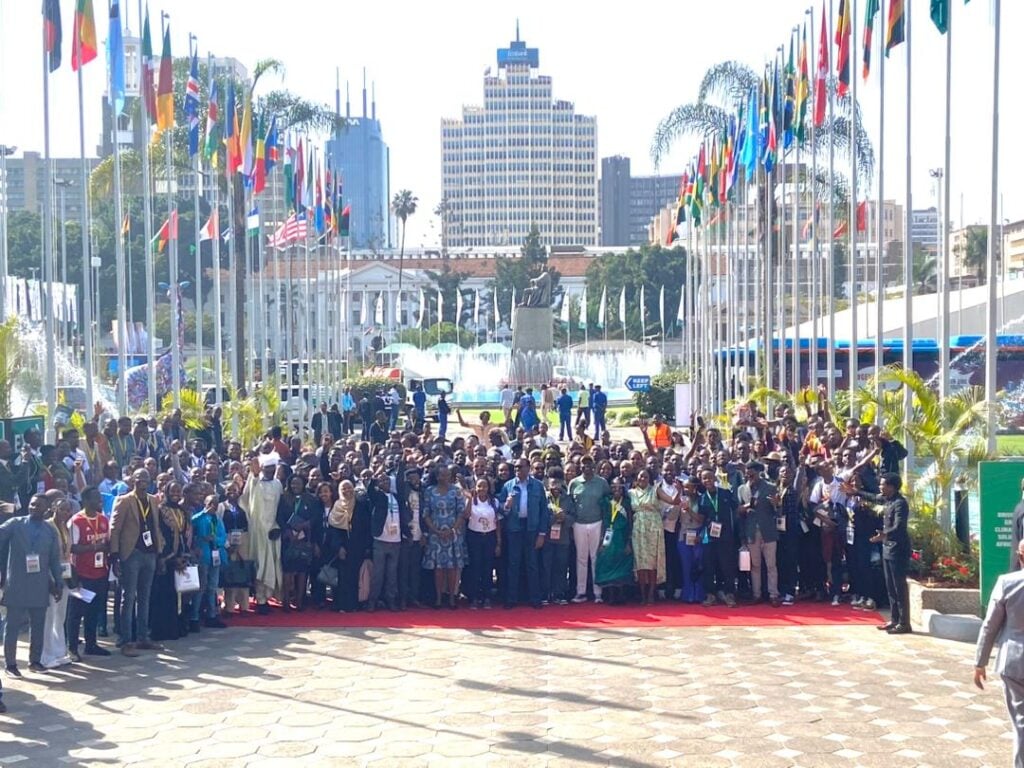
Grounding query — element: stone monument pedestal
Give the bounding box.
[509,306,554,387]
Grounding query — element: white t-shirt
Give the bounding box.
[376,494,402,543]
[659,479,680,532]
[536,434,556,449]
[469,497,498,533]
[500,388,515,408]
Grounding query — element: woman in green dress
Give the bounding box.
[629,469,682,605]
[595,479,634,605]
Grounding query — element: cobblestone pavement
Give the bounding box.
[0,623,1012,767]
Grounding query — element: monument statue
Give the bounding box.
[519,269,552,308]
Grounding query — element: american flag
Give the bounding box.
[270,212,308,249]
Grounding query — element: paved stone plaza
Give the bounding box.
[0,623,1012,767]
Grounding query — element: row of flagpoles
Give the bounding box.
[660,0,1001,455]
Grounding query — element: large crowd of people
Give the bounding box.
[0,381,914,713]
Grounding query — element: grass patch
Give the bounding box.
[998,434,1024,457]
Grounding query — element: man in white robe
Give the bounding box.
[240,454,283,614]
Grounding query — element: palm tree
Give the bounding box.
[912,246,937,295]
[391,190,418,295]
[0,317,23,418]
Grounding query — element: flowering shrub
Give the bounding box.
[930,541,979,587]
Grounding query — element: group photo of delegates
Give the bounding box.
[0,382,913,711]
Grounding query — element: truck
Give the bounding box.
[362,366,454,422]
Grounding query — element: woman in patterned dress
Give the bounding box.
[422,465,469,609]
[629,469,683,605]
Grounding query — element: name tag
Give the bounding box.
[776,516,787,532]
[211,549,221,567]
[602,529,613,547]
[60,562,72,579]
[685,530,697,546]
[297,531,306,541]
[709,522,722,539]
[94,551,105,569]
[37,482,46,494]
[549,524,561,541]
[26,554,40,573]
[846,526,855,546]
[142,530,153,547]
[229,530,242,547]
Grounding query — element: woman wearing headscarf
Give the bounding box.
[326,480,356,611]
[150,482,192,641]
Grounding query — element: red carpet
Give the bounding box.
[231,601,882,631]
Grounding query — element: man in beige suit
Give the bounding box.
[109,468,164,657]
[975,539,1024,767]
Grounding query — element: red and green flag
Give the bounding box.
[140,8,157,122]
[862,0,880,80]
[71,0,97,71]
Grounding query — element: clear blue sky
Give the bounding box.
[0,0,1017,247]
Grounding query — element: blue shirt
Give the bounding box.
[556,393,573,415]
[592,391,608,411]
[191,510,228,567]
[413,390,427,415]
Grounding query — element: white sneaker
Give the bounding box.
[782,594,795,606]
[594,597,604,604]
[851,595,863,608]
[863,598,876,610]
[831,596,841,607]
[571,595,588,604]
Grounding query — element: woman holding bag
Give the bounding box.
[40,492,73,668]
[220,483,252,614]
[278,474,320,612]
[326,480,357,611]
[150,482,193,641]
[595,479,634,605]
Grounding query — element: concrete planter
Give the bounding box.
[908,579,982,642]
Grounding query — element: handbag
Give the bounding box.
[358,559,372,602]
[317,559,340,588]
[221,557,255,588]
[174,564,201,593]
[738,547,751,573]
[283,540,314,571]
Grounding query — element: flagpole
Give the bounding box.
[159,13,180,410]
[77,56,95,411]
[188,36,203,396]
[687,225,696,395]
[244,191,254,388]
[765,166,774,393]
[715,216,724,410]
[807,5,818,393]
[938,3,952,405]
[137,0,157,414]
[792,109,801,396]
[902,0,914,469]
[751,176,761,386]
[985,0,1001,455]
[874,3,886,418]
[211,180,223,404]
[825,0,836,399]
[226,172,240,438]
[847,0,859,413]
[40,13,57,437]
[108,78,128,415]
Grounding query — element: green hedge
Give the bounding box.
[633,371,686,420]
[344,376,407,404]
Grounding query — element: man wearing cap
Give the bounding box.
[240,454,284,615]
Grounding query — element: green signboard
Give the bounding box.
[979,460,1024,610]
[1,417,44,453]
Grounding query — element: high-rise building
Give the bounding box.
[325,76,391,251]
[599,156,682,246]
[1,152,98,219]
[441,27,598,248]
[911,207,940,254]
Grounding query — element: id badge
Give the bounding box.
[602,529,613,547]
[25,553,40,573]
[60,562,72,579]
[776,516,787,532]
[36,481,46,494]
[685,530,697,546]
[846,526,855,546]
[229,530,242,547]
[550,524,561,541]
[94,551,105,569]
[297,530,306,541]
[709,521,722,539]
[212,549,221,567]
[142,530,153,547]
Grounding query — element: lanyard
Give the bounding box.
[704,492,719,518]
[610,501,622,524]
[115,435,131,458]
[137,496,151,521]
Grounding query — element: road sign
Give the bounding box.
[625,375,651,392]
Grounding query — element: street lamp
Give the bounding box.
[0,144,16,320]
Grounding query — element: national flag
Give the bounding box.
[338,204,350,238]
[762,65,778,173]
[510,289,515,329]
[863,0,880,80]
[314,161,325,234]
[783,40,796,149]
[492,290,500,327]
[618,287,626,325]
[156,26,174,131]
[251,113,267,194]
[931,0,949,34]
[43,0,62,72]
[473,289,480,326]
[264,117,279,174]
[221,226,232,242]
[71,0,97,70]
[185,48,201,157]
[121,212,130,237]
[140,8,157,122]
[836,0,852,98]
[815,2,828,127]
[152,211,179,253]
[559,294,570,324]
[578,287,587,331]
[304,147,314,210]
[293,138,304,211]
[224,81,241,175]
[743,88,758,181]
[268,212,307,248]
[359,291,367,325]
[240,96,253,180]
[676,284,685,324]
[199,211,219,242]
[802,203,821,239]
[886,0,906,55]
[832,220,849,239]
[246,207,260,233]
[597,286,606,328]
[419,289,426,328]
[437,291,444,324]
[658,286,665,332]
[456,289,464,323]
[796,24,810,143]
[203,76,220,167]
[374,293,384,325]
[284,141,295,211]
[105,2,124,115]
[856,200,868,232]
[691,143,705,224]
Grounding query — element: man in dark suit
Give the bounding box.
[0,440,27,509]
[866,472,912,634]
[976,539,1024,767]
[498,458,550,608]
[738,461,781,607]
